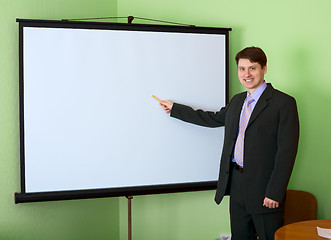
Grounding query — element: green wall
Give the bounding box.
[2,0,331,240]
[0,0,120,239]
[117,0,331,239]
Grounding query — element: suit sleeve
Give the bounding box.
[265,96,300,203]
[170,103,226,128]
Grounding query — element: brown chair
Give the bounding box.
[283,189,317,225]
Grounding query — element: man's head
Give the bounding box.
[236,47,268,94]
[235,47,267,68]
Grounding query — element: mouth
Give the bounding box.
[244,78,253,82]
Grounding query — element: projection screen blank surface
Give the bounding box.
[17,20,230,202]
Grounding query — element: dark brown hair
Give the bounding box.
[235,47,267,67]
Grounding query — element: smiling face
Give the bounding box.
[238,58,267,94]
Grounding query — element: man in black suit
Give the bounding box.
[159,47,299,240]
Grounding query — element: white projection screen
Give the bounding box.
[16,19,230,203]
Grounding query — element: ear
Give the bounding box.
[263,65,267,74]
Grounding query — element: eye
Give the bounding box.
[250,67,256,70]
[239,67,245,71]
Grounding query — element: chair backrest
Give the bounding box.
[283,190,317,225]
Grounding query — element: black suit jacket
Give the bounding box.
[170,83,299,214]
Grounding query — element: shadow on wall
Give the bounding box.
[286,45,330,157]
[228,26,245,96]
[285,44,331,219]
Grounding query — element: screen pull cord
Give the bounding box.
[62,16,196,27]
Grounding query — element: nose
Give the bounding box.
[244,69,251,76]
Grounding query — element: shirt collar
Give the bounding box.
[247,81,267,102]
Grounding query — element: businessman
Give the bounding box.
[159,47,299,240]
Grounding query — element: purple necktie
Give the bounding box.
[233,95,254,167]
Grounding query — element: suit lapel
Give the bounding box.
[233,92,247,131]
[247,83,274,127]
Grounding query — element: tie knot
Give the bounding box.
[247,95,254,105]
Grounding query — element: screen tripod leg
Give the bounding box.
[127,196,133,240]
